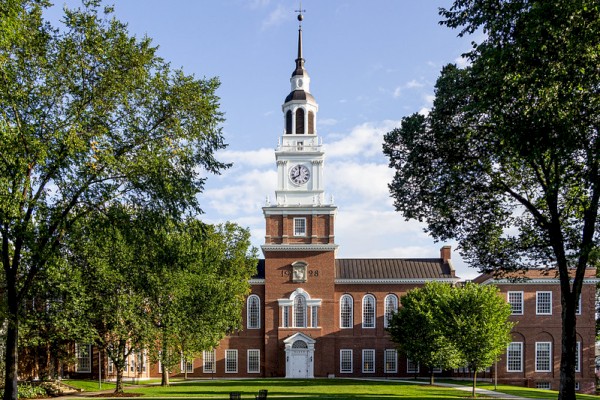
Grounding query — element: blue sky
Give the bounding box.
[46,1,480,279]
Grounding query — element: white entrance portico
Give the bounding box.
[283,332,315,378]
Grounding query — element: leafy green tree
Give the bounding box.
[443,283,513,398]
[141,221,257,386]
[383,1,599,398]
[0,1,228,398]
[387,282,463,385]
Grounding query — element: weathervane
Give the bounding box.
[295,1,305,25]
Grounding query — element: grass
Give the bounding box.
[62,378,600,399]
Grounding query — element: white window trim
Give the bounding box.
[203,350,216,374]
[575,342,581,373]
[407,358,420,374]
[362,294,376,329]
[506,342,523,372]
[507,291,524,315]
[75,344,92,373]
[247,349,260,374]
[362,349,375,373]
[536,291,552,315]
[535,342,552,372]
[247,294,261,329]
[576,296,582,315]
[181,358,194,373]
[340,294,353,329]
[225,349,238,373]
[384,294,398,328]
[384,349,397,373]
[293,217,307,237]
[340,349,353,373]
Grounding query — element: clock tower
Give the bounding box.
[261,12,338,378]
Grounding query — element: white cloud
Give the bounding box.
[405,79,425,89]
[218,148,274,167]
[318,118,338,127]
[261,4,288,30]
[326,120,400,159]
[248,0,270,9]
[326,162,393,205]
[454,55,470,68]
[204,169,276,215]
[393,87,402,98]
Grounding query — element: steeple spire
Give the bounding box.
[293,5,306,77]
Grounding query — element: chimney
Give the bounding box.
[440,245,452,263]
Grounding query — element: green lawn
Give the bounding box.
[62,378,600,399]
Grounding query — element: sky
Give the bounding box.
[45,1,481,280]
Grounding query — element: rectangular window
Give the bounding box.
[507,291,523,315]
[536,291,552,315]
[108,358,114,374]
[536,382,551,390]
[362,349,375,373]
[293,218,306,236]
[340,349,353,373]
[535,342,552,372]
[181,359,194,373]
[203,350,216,373]
[576,296,581,315]
[76,344,91,373]
[575,342,581,373]
[247,349,260,374]
[282,306,290,328]
[507,342,523,372]
[407,359,420,374]
[384,349,397,373]
[432,366,443,373]
[311,306,319,327]
[225,350,238,373]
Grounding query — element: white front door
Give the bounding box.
[288,351,309,378]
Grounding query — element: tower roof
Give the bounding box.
[292,13,306,77]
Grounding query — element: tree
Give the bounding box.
[0,1,228,398]
[387,282,463,385]
[443,283,513,398]
[139,220,257,386]
[383,1,599,399]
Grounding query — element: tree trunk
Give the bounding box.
[472,370,477,398]
[558,292,577,400]
[429,368,434,385]
[3,290,19,400]
[161,366,169,387]
[115,365,124,394]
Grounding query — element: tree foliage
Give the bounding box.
[388,282,513,396]
[383,1,599,398]
[0,1,228,398]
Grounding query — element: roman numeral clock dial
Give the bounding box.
[290,164,310,185]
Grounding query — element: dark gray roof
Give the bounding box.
[335,258,455,280]
[285,90,315,103]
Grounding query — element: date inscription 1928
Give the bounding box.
[281,270,319,277]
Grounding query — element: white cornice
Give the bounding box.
[263,206,337,215]
[262,244,338,252]
[249,279,265,285]
[478,278,600,285]
[335,278,460,285]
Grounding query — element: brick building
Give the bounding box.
[70,13,597,394]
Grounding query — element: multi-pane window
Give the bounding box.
[362,349,375,373]
[384,294,398,328]
[340,295,353,329]
[576,296,581,315]
[535,342,552,372]
[203,350,216,373]
[536,382,551,390]
[536,291,552,315]
[293,218,306,236]
[294,295,307,328]
[247,295,261,329]
[76,344,91,372]
[506,342,523,372]
[507,291,523,315]
[575,342,581,373]
[181,359,194,373]
[340,349,353,373]
[225,349,238,373]
[407,359,420,374]
[362,295,376,328]
[282,306,290,328]
[311,305,319,328]
[384,349,397,373]
[248,349,260,374]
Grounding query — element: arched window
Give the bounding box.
[362,294,376,328]
[292,340,308,349]
[295,108,305,134]
[247,295,260,329]
[285,110,292,134]
[294,294,307,327]
[384,294,398,328]
[340,294,353,328]
[308,111,315,134]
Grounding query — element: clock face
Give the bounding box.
[290,164,310,185]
